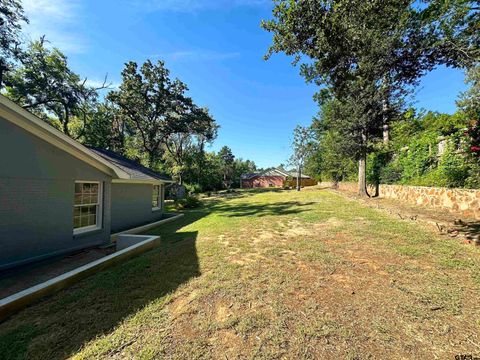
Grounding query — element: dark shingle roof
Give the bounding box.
[88,147,171,182]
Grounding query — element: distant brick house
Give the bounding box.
[240,168,312,188]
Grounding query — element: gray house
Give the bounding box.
[0,95,173,270]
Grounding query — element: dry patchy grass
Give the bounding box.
[1,188,480,359]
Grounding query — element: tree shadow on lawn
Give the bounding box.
[208,200,317,218]
[453,220,480,241]
[0,211,206,360]
[207,187,286,201]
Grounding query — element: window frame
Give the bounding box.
[152,184,162,211]
[73,181,103,235]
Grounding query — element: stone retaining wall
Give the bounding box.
[320,182,480,220]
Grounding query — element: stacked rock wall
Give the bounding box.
[319,182,480,219]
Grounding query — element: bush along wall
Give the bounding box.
[371,112,479,189]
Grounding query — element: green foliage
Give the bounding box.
[162,110,218,186]
[5,39,98,135]
[262,0,465,194]
[107,60,210,168]
[232,158,256,188]
[184,183,202,195]
[366,148,390,185]
[291,125,315,167]
[378,111,478,188]
[458,65,480,121]
[81,101,133,154]
[0,0,28,87]
[264,0,477,195]
[309,107,480,189]
[218,146,235,189]
[381,112,478,188]
[3,34,253,192]
[305,123,356,183]
[174,195,202,210]
[397,131,439,181]
[422,1,479,68]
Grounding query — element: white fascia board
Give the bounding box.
[0,96,130,179]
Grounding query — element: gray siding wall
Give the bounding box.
[0,118,112,269]
[111,183,164,233]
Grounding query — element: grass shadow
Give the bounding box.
[0,211,205,360]
[209,200,316,218]
[453,220,480,241]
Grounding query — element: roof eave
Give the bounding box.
[0,96,131,179]
[112,179,174,185]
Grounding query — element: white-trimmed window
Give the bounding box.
[152,184,161,210]
[73,181,102,234]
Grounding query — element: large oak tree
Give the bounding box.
[5,39,101,136]
[262,0,478,196]
[108,60,217,170]
[0,0,28,87]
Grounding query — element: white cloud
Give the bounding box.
[131,0,270,12]
[151,50,240,62]
[21,0,87,54]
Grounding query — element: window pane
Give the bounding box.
[81,215,89,227]
[74,182,101,231]
[90,186,98,196]
[152,185,160,208]
[89,205,96,216]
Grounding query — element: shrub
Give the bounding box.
[184,183,202,195]
[175,195,202,210]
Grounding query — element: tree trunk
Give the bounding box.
[358,155,369,197]
[0,66,4,89]
[382,99,389,144]
[62,106,71,136]
[148,152,156,169]
[296,164,301,191]
[383,123,389,144]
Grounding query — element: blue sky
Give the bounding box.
[21,0,468,168]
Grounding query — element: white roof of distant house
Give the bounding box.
[241,167,311,180]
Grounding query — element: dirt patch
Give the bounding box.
[230,252,268,266]
[169,290,199,317]
[253,231,275,244]
[215,304,234,323]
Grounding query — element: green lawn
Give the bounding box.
[1,188,480,359]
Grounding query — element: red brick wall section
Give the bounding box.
[242,176,285,188]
